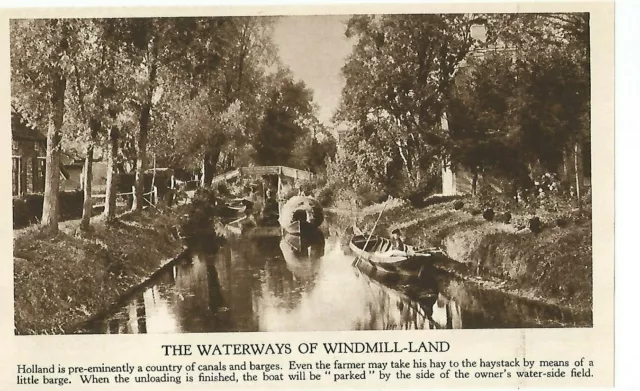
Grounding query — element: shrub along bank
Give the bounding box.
[13,190,85,229]
[357,197,592,312]
[13,207,188,335]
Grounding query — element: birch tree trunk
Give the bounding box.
[41,74,66,233]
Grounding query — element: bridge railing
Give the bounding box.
[210,166,314,186]
[210,168,241,186]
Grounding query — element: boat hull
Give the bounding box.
[223,204,247,215]
[349,235,439,280]
[282,220,321,237]
[278,196,324,231]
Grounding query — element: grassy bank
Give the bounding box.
[353,196,592,312]
[13,207,187,335]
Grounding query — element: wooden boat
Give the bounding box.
[349,234,443,280]
[283,220,302,235]
[278,196,324,233]
[282,232,325,259]
[223,203,247,214]
[228,198,254,211]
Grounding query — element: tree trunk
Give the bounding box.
[211,148,221,176]
[41,74,66,233]
[133,38,158,211]
[471,171,479,196]
[104,126,119,222]
[202,152,214,187]
[574,141,583,210]
[396,143,413,177]
[80,120,100,230]
[80,143,94,230]
[562,147,571,183]
[132,103,151,211]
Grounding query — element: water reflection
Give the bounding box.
[280,231,324,281]
[86,228,589,333]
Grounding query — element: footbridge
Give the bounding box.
[211,166,315,186]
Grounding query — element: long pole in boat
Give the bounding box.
[353,201,388,266]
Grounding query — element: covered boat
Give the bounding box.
[278,196,323,235]
[349,234,443,280]
[281,220,318,236]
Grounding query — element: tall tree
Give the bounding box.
[336,14,482,194]
[127,17,268,189]
[65,19,110,230]
[484,13,590,205]
[254,70,316,167]
[444,52,523,195]
[11,19,73,233]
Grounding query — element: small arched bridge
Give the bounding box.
[211,166,315,186]
[210,166,316,226]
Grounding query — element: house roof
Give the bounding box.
[11,107,71,180]
[11,108,46,143]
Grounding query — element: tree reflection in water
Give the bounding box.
[86,225,585,334]
[90,233,462,333]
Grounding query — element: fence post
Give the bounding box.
[153,186,158,205]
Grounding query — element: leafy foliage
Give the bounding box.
[333,13,590,207]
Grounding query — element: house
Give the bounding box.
[60,153,83,191]
[12,109,45,196]
[60,153,109,192]
[11,107,70,196]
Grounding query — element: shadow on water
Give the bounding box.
[82,216,590,334]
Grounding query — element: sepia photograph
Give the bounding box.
[10,11,594,335]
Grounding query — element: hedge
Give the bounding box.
[13,190,84,229]
[13,172,174,230]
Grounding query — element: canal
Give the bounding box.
[82,217,590,334]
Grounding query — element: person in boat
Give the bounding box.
[373,229,414,258]
[261,189,279,220]
[391,229,406,251]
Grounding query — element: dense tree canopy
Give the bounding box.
[332,13,590,204]
[11,13,590,229]
[11,16,330,229]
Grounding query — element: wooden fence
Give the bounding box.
[91,186,158,209]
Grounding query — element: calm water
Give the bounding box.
[84,220,590,334]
